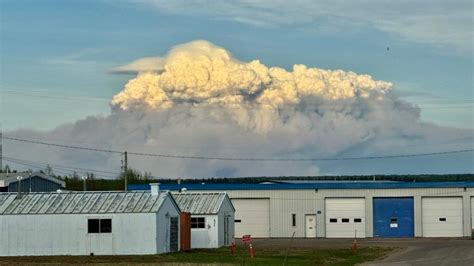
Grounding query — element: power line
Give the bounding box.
[4,136,122,155]
[2,157,118,178]
[3,156,120,175]
[4,136,474,162]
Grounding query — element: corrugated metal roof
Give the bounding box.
[172,192,226,214]
[129,181,474,191]
[0,191,168,215]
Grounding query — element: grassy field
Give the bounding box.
[0,246,391,265]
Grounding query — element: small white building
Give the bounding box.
[0,185,180,256]
[172,192,235,248]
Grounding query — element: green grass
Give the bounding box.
[0,246,391,265]
[168,246,389,265]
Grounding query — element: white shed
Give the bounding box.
[0,187,180,256]
[172,192,234,249]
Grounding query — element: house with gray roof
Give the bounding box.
[172,192,234,248]
[0,172,65,192]
[0,183,180,256]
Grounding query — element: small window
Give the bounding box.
[390,218,398,223]
[439,218,447,222]
[100,219,112,233]
[191,217,206,229]
[354,218,362,223]
[341,218,350,223]
[88,219,111,233]
[235,219,242,223]
[329,218,337,223]
[292,214,296,227]
[88,219,100,233]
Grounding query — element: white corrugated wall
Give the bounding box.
[192,187,474,238]
[0,213,158,256]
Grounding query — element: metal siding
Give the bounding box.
[135,187,473,238]
[8,177,62,193]
[0,213,159,256]
[373,197,414,237]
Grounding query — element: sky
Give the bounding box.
[1,0,472,130]
[0,0,473,177]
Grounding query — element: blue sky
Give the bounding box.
[1,0,473,130]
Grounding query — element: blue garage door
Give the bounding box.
[373,197,414,237]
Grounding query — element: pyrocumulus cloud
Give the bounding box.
[4,40,473,178]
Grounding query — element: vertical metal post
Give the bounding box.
[82,176,87,191]
[29,172,32,192]
[124,151,128,191]
[16,176,23,196]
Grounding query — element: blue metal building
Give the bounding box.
[0,172,65,192]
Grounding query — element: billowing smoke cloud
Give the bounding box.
[4,40,473,178]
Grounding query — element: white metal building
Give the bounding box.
[172,192,235,248]
[0,185,180,256]
[148,181,474,239]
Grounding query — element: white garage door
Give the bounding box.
[231,198,270,238]
[325,198,366,238]
[422,197,463,237]
[471,197,474,230]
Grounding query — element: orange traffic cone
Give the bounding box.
[248,243,255,258]
[230,239,236,255]
[351,239,357,251]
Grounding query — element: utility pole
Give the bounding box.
[123,151,128,191]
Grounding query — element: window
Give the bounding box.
[88,219,100,233]
[235,219,242,223]
[191,217,206,229]
[439,218,447,222]
[341,218,350,223]
[292,214,296,227]
[100,219,112,233]
[88,219,112,233]
[329,218,337,223]
[354,218,362,223]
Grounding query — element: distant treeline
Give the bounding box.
[63,172,474,191]
[2,164,472,191]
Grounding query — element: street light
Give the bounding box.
[81,176,87,191]
[16,176,23,195]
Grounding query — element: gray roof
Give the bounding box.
[0,191,170,215]
[171,192,230,214]
[0,172,65,187]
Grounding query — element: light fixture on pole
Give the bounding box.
[16,176,23,195]
[81,176,87,191]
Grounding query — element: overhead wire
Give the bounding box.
[4,136,474,162]
[2,157,119,178]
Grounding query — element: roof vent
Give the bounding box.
[150,183,160,196]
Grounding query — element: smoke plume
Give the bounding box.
[4,40,473,178]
